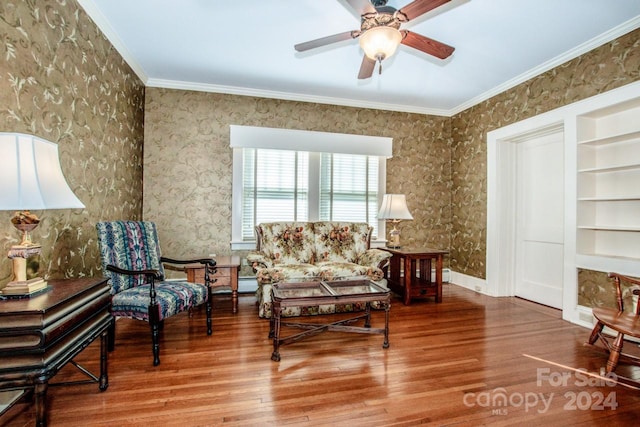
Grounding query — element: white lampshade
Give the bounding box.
[0,133,85,210]
[377,194,413,220]
[359,26,402,61]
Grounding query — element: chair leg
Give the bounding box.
[206,286,213,335]
[149,303,161,366]
[588,321,604,345]
[606,332,624,374]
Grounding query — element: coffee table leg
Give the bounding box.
[364,302,371,328]
[271,302,282,362]
[383,300,390,349]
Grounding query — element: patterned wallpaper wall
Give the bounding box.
[144,92,452,276]
[2,0,637,311]
[0,1,145,283]
[450,28,639,308]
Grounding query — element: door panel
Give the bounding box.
[515,131,564,309]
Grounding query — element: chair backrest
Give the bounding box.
[314,221,372,263]
[96,221,165,294]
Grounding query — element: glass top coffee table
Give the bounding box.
[269,278,391,362]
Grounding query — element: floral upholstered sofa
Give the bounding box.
[246,221,392,318]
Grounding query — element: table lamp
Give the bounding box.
[377,194,413,248]
[0,132,85,288]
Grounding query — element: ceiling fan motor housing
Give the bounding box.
[361,8,402,32]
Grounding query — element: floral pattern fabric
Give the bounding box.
[247,221,392,318]
[314,221,371,263]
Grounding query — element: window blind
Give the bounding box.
[320,153,379,236]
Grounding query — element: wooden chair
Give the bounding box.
[96,221,216,366]
[587,272,640,377]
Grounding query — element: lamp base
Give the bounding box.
[387,226,401,248]
[12,212,41,247]
[5,245,42,289]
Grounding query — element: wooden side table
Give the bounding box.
[0,278,112,426]
[185,256,240,314]
[383,247,449,305]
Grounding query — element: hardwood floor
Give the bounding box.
[3,284,640,426]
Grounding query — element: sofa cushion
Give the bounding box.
[314,222,372,264]
[316,261,371,281]
[255,263,320,284]
[256,222,316,265]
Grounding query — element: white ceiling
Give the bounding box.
[79,0,640,116]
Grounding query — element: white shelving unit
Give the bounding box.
[487,81,640,328]
[576,98,640,270]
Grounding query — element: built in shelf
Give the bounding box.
[578,195,640,201]
[578,129,640,146]
[578,163,640,173]
[577,225,640,232]
[576,253,640,276]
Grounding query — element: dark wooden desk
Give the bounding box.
[383,247,449,305]
[0,278,112,426]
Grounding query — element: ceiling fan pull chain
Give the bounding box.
[378,58,383,75]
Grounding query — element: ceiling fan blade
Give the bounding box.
[343,0,377,16]
[358,56,376,79]
[295,30,360,52]
[400,30,454,59]
[397,0,451,21]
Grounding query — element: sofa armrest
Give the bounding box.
[246,251,274,270]
[359,248,392,270]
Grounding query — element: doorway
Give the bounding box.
[486,123,565,308]
[514,131,564,309]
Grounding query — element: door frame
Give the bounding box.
[486,119,576,318]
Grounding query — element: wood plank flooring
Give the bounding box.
[2,284,640,426]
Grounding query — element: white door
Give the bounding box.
[515,131,564,309]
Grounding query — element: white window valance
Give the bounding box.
[229,125,393,157]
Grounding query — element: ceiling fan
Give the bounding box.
[295,0,455,79]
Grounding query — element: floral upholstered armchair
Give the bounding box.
[246,221,392,318]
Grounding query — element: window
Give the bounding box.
[241,148,309,239]
[231,126,391,250]
[319,152,379,227]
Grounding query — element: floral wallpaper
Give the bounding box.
[0,0,144,284]
[450,28,639,307]
[143,92,452,276]
[2,0,636,310]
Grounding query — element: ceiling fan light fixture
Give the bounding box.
[359,26,402,61]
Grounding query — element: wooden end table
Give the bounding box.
[383,247,449,305]
[185,255,240,314]
[269,279,390,362]
[0,278,112,426]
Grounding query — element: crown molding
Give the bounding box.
[79,0,639,118]
[78,0,149,84]
[145,78,451,116]
[448,16,640,116]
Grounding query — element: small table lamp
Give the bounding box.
[378,194,413,248]
[0,133,85,288]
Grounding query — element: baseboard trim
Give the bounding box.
[449,271,488,295]
[239,277,258,293]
